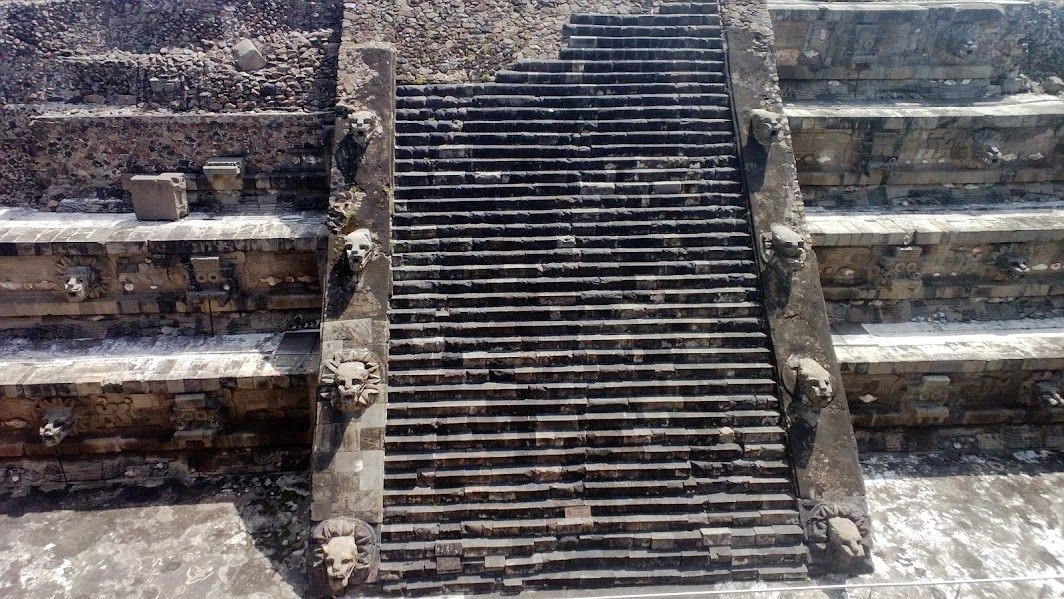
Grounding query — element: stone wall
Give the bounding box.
[1023,0,1064,82]
[0,332,317,487]
[0,211,326,338]
[0,0,342,109]
[344,0,659,82]
[2,111,331,208]
[771,1,1029,101]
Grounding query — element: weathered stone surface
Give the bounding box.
[720,0,870,576]
[232,38,268,72]
[125,173,188,221]
[835,319,1064,451]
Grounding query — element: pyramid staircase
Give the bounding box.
[382,1,808,593]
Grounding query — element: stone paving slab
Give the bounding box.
[0,209,327,255]
[833,319,1064,373]
[806,208,1064,246]
[0,333,319,397]
[784,94,1064,129]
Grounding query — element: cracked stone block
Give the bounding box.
[125,173,188,221]
[232,38,267,72]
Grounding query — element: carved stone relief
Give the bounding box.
[185,256,236,303]
[989,244,1032,279]
[169,392,228,438]
[1032,380,1062,410]
[36,398,82,447]
[763,223,808,274]
[310,517,380,594]
[803,501,873,571]
[750,109,783,147]
[55,257,107,302]
[318,350,383,413]
[875,246,923,287]
[788,355,835,409]
[343,228,379,275]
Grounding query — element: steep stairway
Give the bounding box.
[383,1,807,594]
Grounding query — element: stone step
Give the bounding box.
[381,531,806,564]
[390,287,760,309]
[394,244,752,267]
[394,194,745,216]
[391,330,769,353]
[396,81,728,98]
[395,165,736,186]
[396,117,734,134]
[393,259,756,282]
[388,379,779,403]
[657,1,721,14]
[493,70,726,84]
[390,345,771,368]
[385,445,787,473]
[387,482,795,509]
[383,523,801,558]
[395,130,732,149]
[380,548,805,590]
[509,59,725,74]
[389,460,733,488]
[383,566,804,595]
[566,36,725,49]
[390,300,761,323]
[396,104,731,122]
[394,179,741,200]
[395,230,753,254]
[387,408,781,434]
[568,13,722,26]
[385,394,783,419]
[390,316,764,340]
[382,564,806,595]
[397,154,735,172]
[392,272,758,296]
[393,206,747,228]
[561,23,723,38]
[557,47,725,62]
[394,218,750,241]
[397,92,730,111]
[397,143,736,160]
[391,363,776,386]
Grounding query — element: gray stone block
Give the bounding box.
[125,173,188,221]
[232,39,267,72]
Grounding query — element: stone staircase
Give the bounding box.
[382,1,808,594]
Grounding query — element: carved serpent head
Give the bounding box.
[39,403,77,447]
[62,265,99,303]
[343,228,377,274]
[310,518,378,594]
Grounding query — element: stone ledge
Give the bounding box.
[0,332,319,397]
[784,94,1064,129]
[806,208,1064,246]
[833,318,1064,374]
[0,209,327,255]
[768,0,1028,14]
